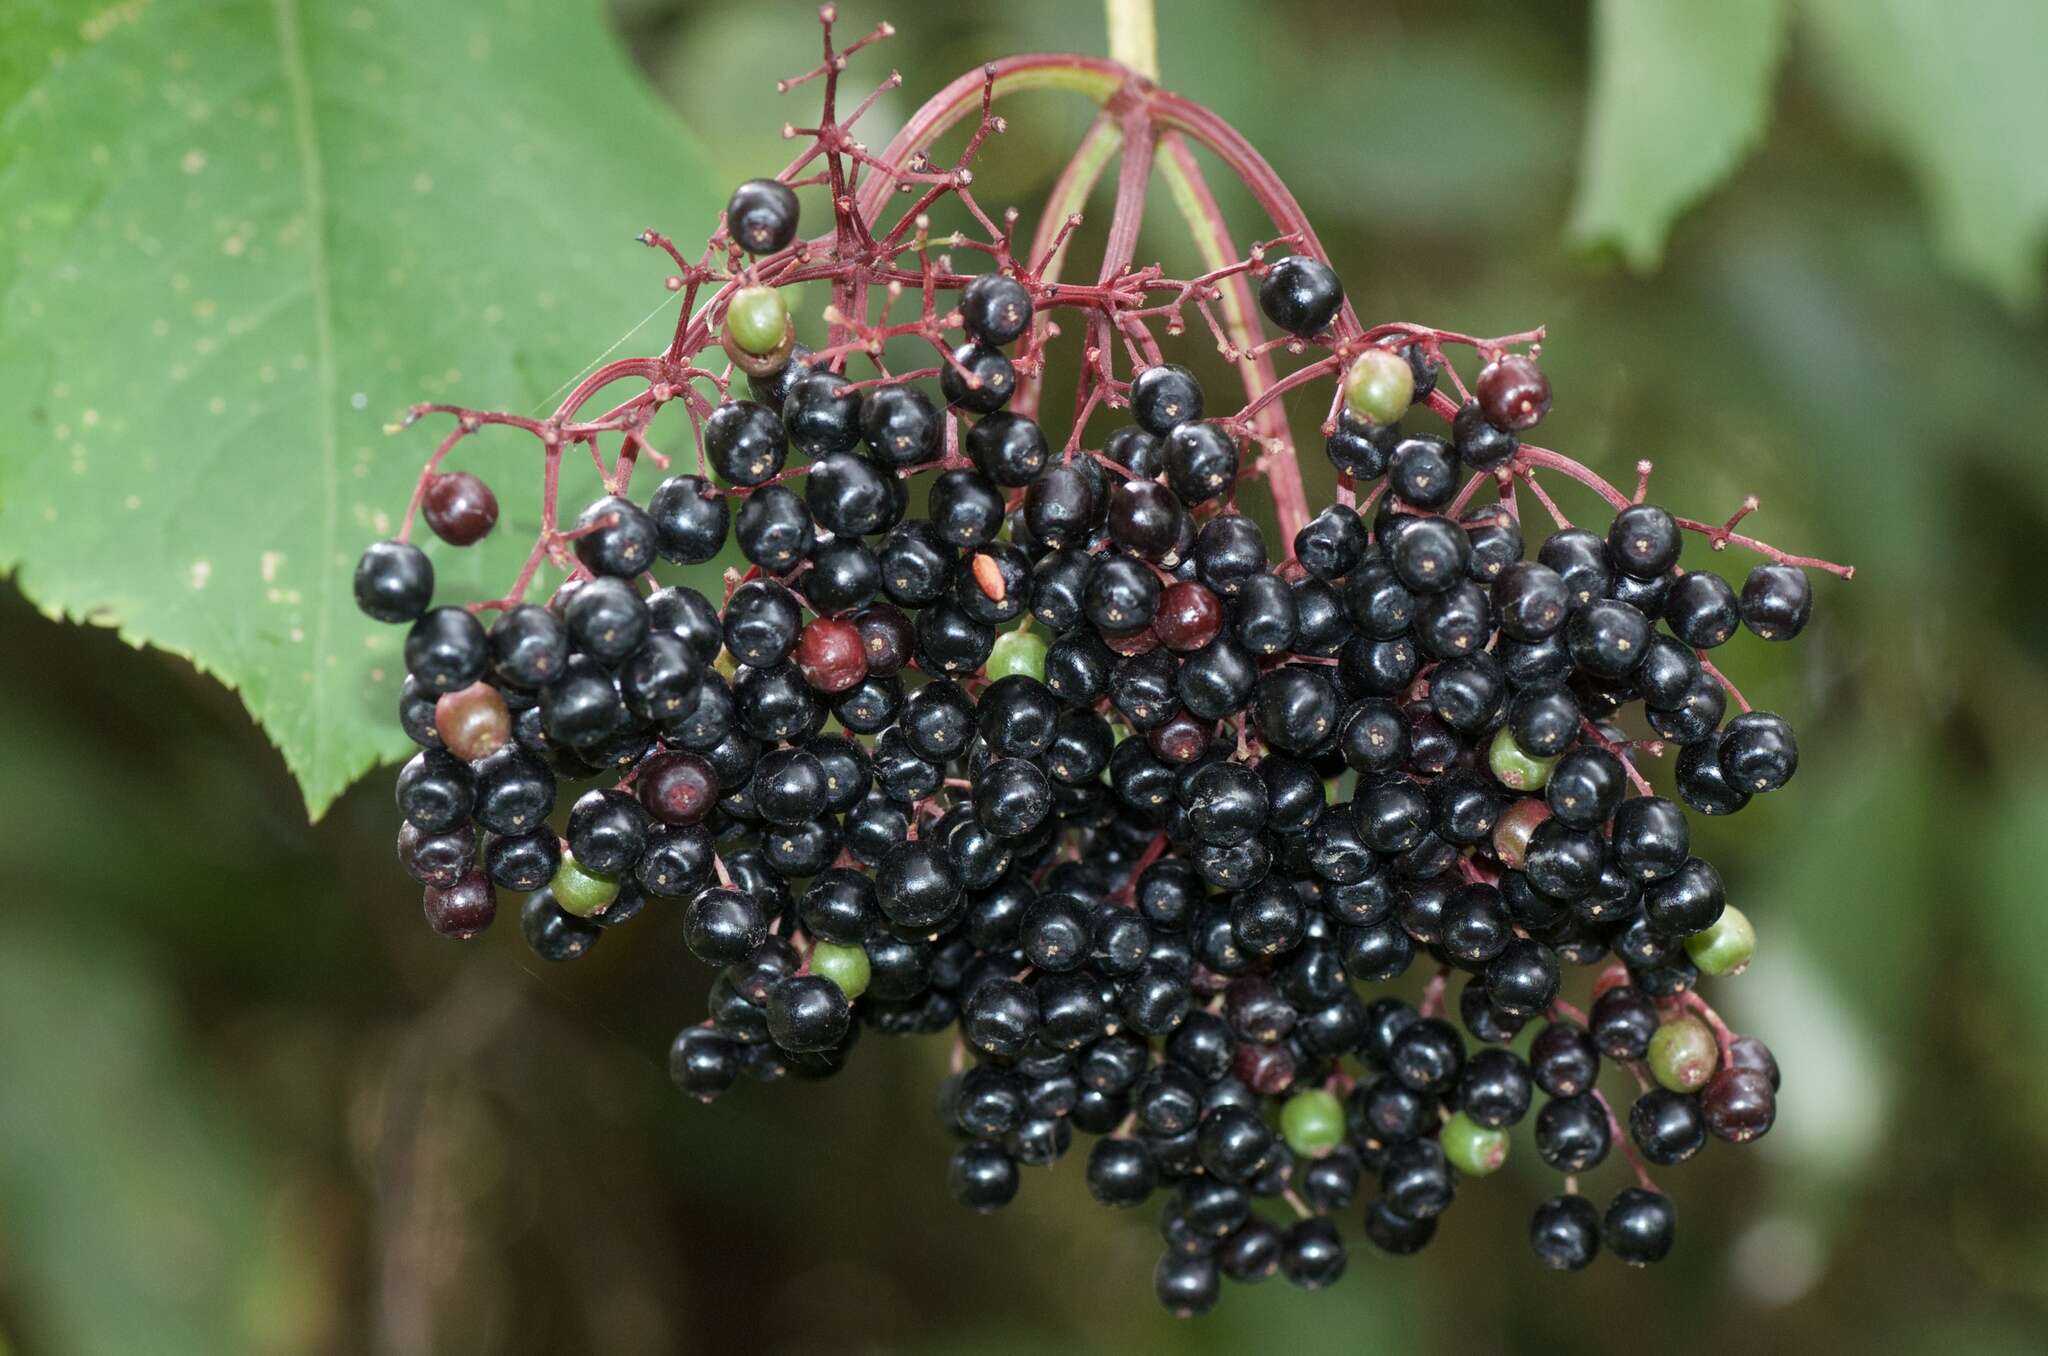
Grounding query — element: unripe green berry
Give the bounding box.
[1648,1014,1719,1093]
[1279,1088,1346,1158]
[550,850,619,918]
[1439,1110,1509,1176]
[809,940,871,999]
[1488,725,1558,792]
[1343,347,1415,426]
[725,285,790,357]
[986,628,1048,682]
[1684,904,1756,977]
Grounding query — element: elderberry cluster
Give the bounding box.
[353,28,1842,1317]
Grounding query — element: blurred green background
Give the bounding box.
[4,1,2048,1353]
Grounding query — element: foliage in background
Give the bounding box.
[3,0,2048,1353]
[1568,0,1791,269]
[1571,0,2048,307]
[0,0,724,817]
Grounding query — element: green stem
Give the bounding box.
[1154,133,1307,540]
[1014,112,1124,419]
[1104,0,1159,80]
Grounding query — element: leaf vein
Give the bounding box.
[272,0,341,813]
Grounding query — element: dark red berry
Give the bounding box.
[422,471,499,546]
[433,680,512,762]
[423,869,497,939]
[636,750,719,826]
[1154,581,1224,652]
[1476,354,1551,431]
[794,617,868,693]
[1701,1066,1776,1142]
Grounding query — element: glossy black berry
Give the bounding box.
[1197,1105,1275,1183]
[1539,528,1611,608]
[405,607,488,694]
[1387,1017,1463,1095]
[1164,421,1239,505]
[1462,506,1524,582]
[960,272,1034,347]
[521,890,601,962]
[1131,364,1204,435]
[1364,1200,1437,1255]
[948,1141,1020,1212]
[1740,563,1813,640]
[1457,1047,1533,1128]
[941,343,1017,415]
[1508,687,1579,759]
[783,371,864,457]
[668,1025,740,1102]
[567,787,649,875]
[648,474,728,565]
[766,973,851,1052]
[852,385,937,471]
[1378,1138,1454,1220]
[806,452,899,537]
[1254,666,1339,755]
[488,604,568,689]
[573,495,659,577]
[1567,598,1651,680]
[705,400,789,486]
[1641,856,1724,936]
[927,469,1006,549]
[1607,503,1681,578]
[1534,1093,1610,1172]
[1531,1021,1600,1098]
[1324,409,1394,479]
[1719,709,1798,792]
[1023,463,1098,549]
[1546,747,1626,827]
[726,178,799,254]
[1530,1195,1601,1271]
[1258,254,1344,336]
[963,977,1039,1060]
[722,578,802,667]
[1486,939,1561,1018]
[355,540,434,623]
[1451,399,1517,469]
[472,746,555,835]
[1085,1136,1158,1208]
[1280,1218,1348,1290]
[1590,985,1659,1060]
[1295,504,1368,582]
[541,655,630,750]
[974,758,1052,839]
[876,840,962,933]
[1388,517,1471,595]
[1154,1253,1220,1318]
[1664,570,1739,648]
[966,412,1048,487]
[1605,1188,1676,1265]
[1388,435,1458,510]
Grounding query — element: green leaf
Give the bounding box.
[1568,0,1790,268]
[0,0,723,817]
[1802,0,2048,309]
